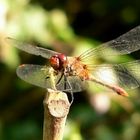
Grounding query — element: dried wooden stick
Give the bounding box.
[43,89,70,140]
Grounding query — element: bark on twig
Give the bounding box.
[43,89,70,140]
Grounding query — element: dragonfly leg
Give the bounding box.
[68,81,74,105]
[56,72,64,85]
[56,73,74,104]
[64,75,74,104]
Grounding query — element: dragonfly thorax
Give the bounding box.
[49,54,67,71]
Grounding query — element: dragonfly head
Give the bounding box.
[49,53,67,71]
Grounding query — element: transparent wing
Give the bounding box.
[56,75,87,92]
[91,60,140,89]
[17,64,55,89]
[79,26,140,60]
[17,64,85,92]
[6,37,60,59]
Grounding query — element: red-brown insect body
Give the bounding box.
[67,56,91,80]
[49,54,67,71]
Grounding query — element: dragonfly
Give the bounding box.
[6,25,140,98]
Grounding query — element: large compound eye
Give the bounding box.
[49,54,67,71]
[49,55,60,70]
[58,54,67,68]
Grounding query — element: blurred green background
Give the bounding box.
[0,0,140,140]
